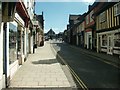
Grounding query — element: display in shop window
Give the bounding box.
[102,35,107,46]
[114,32,120,47]
[9,22,17,64]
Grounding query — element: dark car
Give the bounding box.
[44,36,49,41]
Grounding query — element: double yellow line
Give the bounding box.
[57,54,88,90]
[50,43,88,90]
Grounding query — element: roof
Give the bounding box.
[94,2,117,16]
[69,13,86,29]
[69,14,81,21]
[69,14,82,25]
[47,29,55,35]
[36,15,44,23]
[36,14,44,29]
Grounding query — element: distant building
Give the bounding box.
[36,12,44,30]
[35,12,44,46]
[69,14,81,44]
[46,28,56,39]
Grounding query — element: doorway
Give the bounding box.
[107,35,113,55]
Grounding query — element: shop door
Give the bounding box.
[107,35,113,55]
[89,35,92,49]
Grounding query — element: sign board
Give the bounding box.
[15,13,24,26]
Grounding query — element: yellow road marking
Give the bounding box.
[51,43,88,90]
[58,54,88,90]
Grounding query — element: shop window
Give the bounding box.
[114,32,120,47]
[102,35,107,46]
[17,30,21,59]
[22,31,25,55]
[9,23,17,64]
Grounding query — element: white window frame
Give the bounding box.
[114,2,120,16]
[99,11,106,23]
[114,32,120,48]
[101,34,107,47]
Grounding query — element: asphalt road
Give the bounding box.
[51,40,120,89]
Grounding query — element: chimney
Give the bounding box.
[88,5,92,11]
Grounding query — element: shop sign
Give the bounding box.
[15,13,24,26]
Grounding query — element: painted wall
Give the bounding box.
[0,23,4,90]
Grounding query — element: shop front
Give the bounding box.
[97,29,120,56]
[9,21,19,80]
[85,28,92,49]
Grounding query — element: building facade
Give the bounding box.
[0,0,36,89]
[36,13,44,46]
[84,3,97,50]
[96,2,120,56]
[76,13,86,47]
[69,14,81,45]
[64,2,120,58]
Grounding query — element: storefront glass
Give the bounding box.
[102,35,107,46]
[114,32,120,47]
[9,22,17,64]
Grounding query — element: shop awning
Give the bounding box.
[16,0,30,27]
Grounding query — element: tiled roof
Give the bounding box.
[36,15,44,22]
[69,14,81,21]
[47,29,55,35]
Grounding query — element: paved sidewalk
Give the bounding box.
[9,41,71,90]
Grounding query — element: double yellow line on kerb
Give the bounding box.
[57,53,89,90]
[50,43,88,90]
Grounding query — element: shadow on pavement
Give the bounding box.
[32,59,58,65]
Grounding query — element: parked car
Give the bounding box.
[44,36,49,41]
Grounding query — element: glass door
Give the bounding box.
[107,35,113,55]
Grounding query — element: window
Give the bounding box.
[86,15,89,25]
[17,30,21,58]
[114,2,120,16]
[82,22,84,31]
[27,1,29,9]
[114,32,120,47]
[9,22,17,64]
[102,35,107,46]
[99,11,107,23]
[90,10,93,22]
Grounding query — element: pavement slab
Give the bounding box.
[9,41,71,89]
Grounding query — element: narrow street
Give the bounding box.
[1,1,120,90]
[51,40,120,89]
